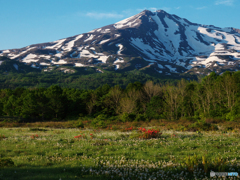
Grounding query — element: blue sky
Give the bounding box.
[0,0,239,50]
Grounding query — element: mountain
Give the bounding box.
[1,10,240,76]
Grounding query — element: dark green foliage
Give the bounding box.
[91,114,108,128]
[0,158,14,167]
[121,113,136,122]
[126,81,143,91]
[134,114,148,122]
[45,85,66,119]
[187,121,218,131]
[145,96,164,119]
[0,69,189,90]
[76,120,84,128]
[0,70,239,122]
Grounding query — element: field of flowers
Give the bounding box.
[0,126,240,180]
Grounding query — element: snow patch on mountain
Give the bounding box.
[114,14,141,29]
[54,53,63,58]
[163,17,181,53]
[80,50,98,58]
[98,56,109,63]
[45,39,66,49]
[130,38,158,59]
[9,47,36,59]
[2,50,10,53]
[185,26,214,53]
[115,34,121,38]
[116,44,124,55]
[62,35,83,51]
[39,55,51,59]
[115,64,120,70]
[84,34,95,42]
[75,63,86,67]
[151,14,177,56]
[22,54,39,63]
[52,60,68,64]
[228,61,235,65]
[99,39,111,44]
[215,44,225,51]
[114,58,124,63]
[40,62,51,66]
[101,29,111,33]
[198,55,226,67]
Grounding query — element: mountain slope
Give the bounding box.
[1,10,240,76]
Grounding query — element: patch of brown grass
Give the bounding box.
[1,118,240,132]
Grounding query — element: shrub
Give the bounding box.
[76,120,84,128]
[95,114,107,121]
[111,125,118,130]
[134,114,147,122]
[0,135,6,140]
[0,158,14,167]
[187,121,218,131]
[225,112,240,121]
[121,113,136,122]
[97,120,107,128]
[91,114,107,128]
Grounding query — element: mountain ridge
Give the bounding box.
[1,9,240,76]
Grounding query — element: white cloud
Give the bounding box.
[84,6,172,20]
[157,7,171,12]
[215,0,234,6]
[86,12,124,19]
[121,9,136,17]
[137,7,171,13]
[196,6,207,10]
[149,7,157,12]
[136,8,146,12]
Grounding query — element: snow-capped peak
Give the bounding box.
[1,9,240,76]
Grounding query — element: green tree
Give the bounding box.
[44,85,66,119]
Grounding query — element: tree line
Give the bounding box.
[0,70,182,90]
[0,71,240,122]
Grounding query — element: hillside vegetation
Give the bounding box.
[0,56,195,90]
[0,71,240,123]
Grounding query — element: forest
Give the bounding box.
[0,56,195,90]
[0,70,239,123]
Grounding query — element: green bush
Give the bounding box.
[96,120,106,128]
[76,120,84,128]
[225,111,240,121]
[95,114,107,121]
[0,158,14,167]
[134,114,147,122]
[92,120,107,128]
[121,113,136,122]
[91,114,107,128]
[187,121,218,131]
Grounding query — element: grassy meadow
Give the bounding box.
[0,120,240,180]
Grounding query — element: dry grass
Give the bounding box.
[1,119,240,134]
